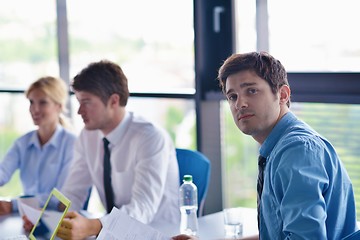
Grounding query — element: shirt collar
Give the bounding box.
[259,112,297,158]
[28,124,64,148]
[104,111,131,147]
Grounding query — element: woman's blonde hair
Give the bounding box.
[25,76,72,129]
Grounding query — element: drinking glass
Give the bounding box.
[223,208,243,238]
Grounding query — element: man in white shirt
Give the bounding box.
[56,60,180,239]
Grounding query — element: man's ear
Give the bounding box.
[109,94,120,107]
[279,85,291,105]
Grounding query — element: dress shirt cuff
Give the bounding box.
[11,198,18,212]
[99,214,109,227]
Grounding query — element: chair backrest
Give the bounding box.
[176,148,211,217]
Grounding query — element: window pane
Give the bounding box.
[235,0,360,72]
[0,0,58,89]
[67,0,195,93]
[128,98,197,149]
[268,0,360,71]
[234,0,257,53]
[222,101,360,219]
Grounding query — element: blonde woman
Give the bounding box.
[0,76,76,215]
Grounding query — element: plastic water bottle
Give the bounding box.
[179,174,199,236]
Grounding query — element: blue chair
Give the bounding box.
[176,148,211,217]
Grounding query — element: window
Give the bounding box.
[268,0,360,72]
[0,0,196,205]
[67,0,194,93]
[0,0,58,89]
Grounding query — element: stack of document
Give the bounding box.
[97,207,172,240]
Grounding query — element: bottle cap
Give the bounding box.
[183,175,193,182]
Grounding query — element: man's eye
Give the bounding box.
[248,88,257,94]
[227,95,236,101]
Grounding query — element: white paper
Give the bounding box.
[17,196,39,218]
[97,207,172,240]
[19,201,42,224]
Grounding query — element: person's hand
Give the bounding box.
[0,200,12,215]
[56,211,102,240]
[172,234,199,240]
[22,215,34,232]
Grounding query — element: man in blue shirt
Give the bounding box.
[216,52,358,239]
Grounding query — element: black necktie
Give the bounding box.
[257,155,266,231]
[103,138,114,213]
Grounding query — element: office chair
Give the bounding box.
[176,148,211,217]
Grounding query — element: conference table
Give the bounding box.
[0,207,258,239]
[151,207,258,239]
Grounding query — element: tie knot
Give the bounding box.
[258,155,266,168]
[103,137,110,147]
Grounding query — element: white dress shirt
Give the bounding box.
[61,111,180,224]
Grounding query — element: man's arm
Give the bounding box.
[274,143,328,238]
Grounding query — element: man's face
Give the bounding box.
[75,91,111,132]
[225,70,283,144]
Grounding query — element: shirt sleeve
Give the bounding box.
[0,141,22,212]
[0,141,21,186]
[274,139,329,239]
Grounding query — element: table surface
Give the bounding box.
[0,207,258,239]
[150,207,258,239]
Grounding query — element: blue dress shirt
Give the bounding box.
[259,112,358,239]
[0,125,76,211]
